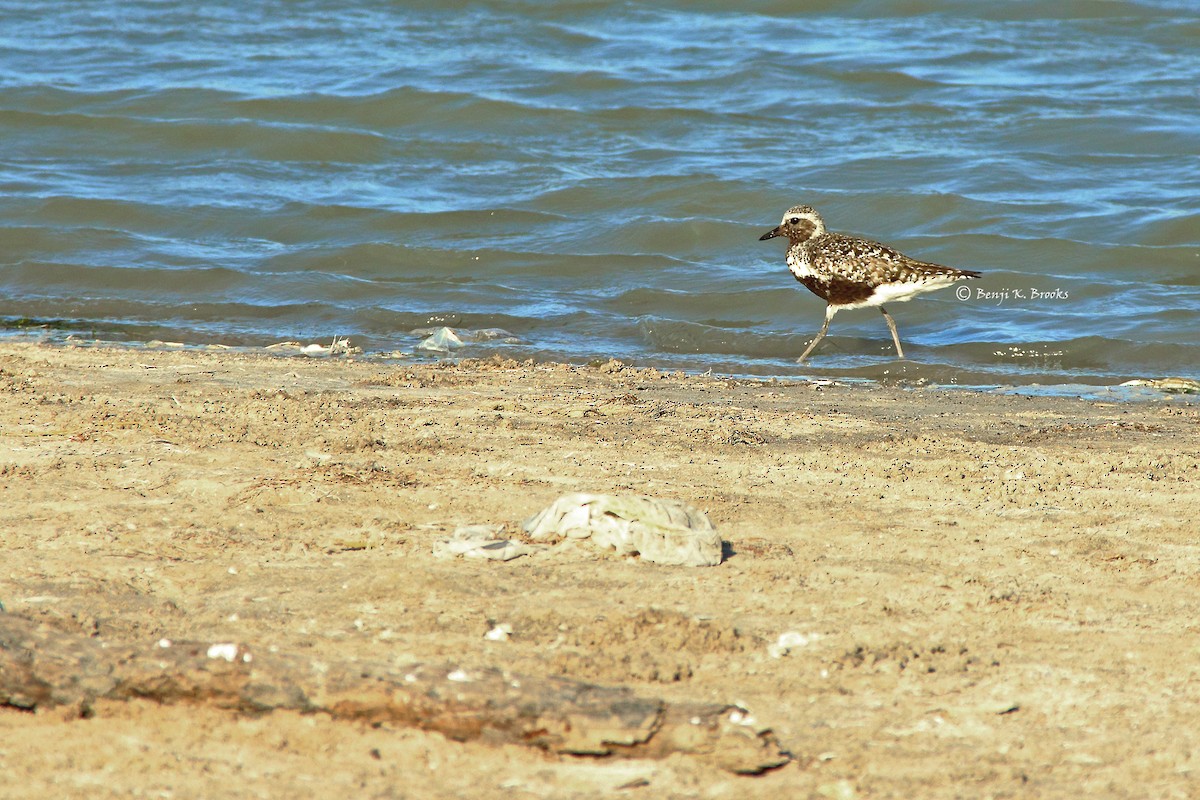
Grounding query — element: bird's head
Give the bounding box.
[759,205,825,244]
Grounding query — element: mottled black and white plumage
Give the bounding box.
[760,205,980,362]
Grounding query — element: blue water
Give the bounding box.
[1,0,1197,384]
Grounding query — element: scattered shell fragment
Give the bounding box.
[728,708,757,727]
[817,779,857,800]
[767,631,821,658]
[484,624,513,641]
[206,643,240,662]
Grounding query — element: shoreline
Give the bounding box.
[2,340,1199,797]
[2,330,1197,402]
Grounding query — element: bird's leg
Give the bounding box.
[880,305,905,359]
[798,305,837,363]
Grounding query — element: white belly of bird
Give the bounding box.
[839,274,963,310]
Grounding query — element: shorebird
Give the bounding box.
[760,205,980,362]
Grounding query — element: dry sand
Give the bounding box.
[1,340,1198,798]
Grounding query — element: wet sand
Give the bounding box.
[2,341,1198,798]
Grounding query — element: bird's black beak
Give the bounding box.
[759,227,780,241]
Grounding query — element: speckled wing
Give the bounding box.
[809,234,977,285]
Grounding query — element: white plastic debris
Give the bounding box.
[416,327,465,353]
[522,493,723,567]
[267,337,360,357]
[414,326,522,354]
[432,524,542,561]
[303,336,360,357]
[1119,377,1200,394]
[768,631,822,658]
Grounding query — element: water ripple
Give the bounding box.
[1,0,1197,385]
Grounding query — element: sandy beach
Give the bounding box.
[2,340,1198,798]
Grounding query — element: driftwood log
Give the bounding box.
[0,615,790,774]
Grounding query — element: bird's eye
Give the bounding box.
[788,218,800,225]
